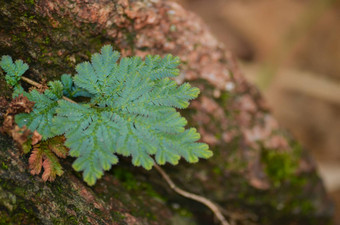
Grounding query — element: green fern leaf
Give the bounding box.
[0,55,28,86]
[53,100,122,185]
[2,46,212,186]
[15,81,64,139]
[52,45,212,185]
[141,54,180,80]
[61,74,92,98]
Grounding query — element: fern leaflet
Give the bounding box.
[15,81,63,139]
[0,55,28,86]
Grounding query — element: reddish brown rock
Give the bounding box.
[0,0,333,224]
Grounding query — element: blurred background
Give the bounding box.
[176,0,340,223]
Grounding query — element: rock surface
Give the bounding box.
[0,0,333,224]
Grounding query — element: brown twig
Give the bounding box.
[154,164,230,225]
[21,75,229,224]
[21,76,42,88]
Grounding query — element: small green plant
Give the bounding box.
[0,45,212,185]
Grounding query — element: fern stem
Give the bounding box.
[21,76,77,104]
[154,164,230,225]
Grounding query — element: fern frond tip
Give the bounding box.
[0,55,29,86]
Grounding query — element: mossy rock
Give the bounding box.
[0,0,333,224]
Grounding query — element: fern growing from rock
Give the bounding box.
[0,45,212,185]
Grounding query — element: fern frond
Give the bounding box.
[61,74,92,98]
[0,55,29,86]
[148,79,200,108]
[15,81,63,139]
[41,149,64,182]
[3,46,212,186]
[53,100,121,185]
[51,45,212,185]
[44,81,64,100]
[29,147,43,175]
[48,136,68,158]
[28,138,66,181]
[141,54,180,80]
[12,85,28,98]
[73,45,120,96]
